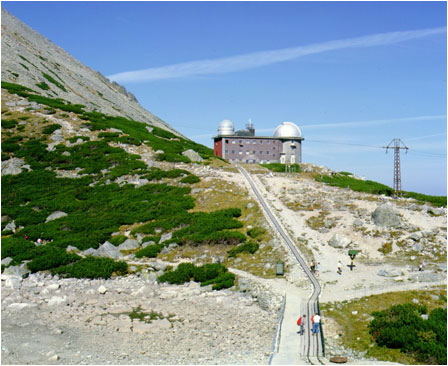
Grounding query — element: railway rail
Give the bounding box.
[237,165,325,365]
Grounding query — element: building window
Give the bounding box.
[232,150,235,154]
[259,151,262,154]
[246,151,249,155]
[225,140,229,144]
[273,147,275,150]
[246,160,249,163]
[266,141,270,144]
[246,140,250,144]
[253,141,256,144]
[239,140,242,143]
[259,141,263,144]
[232,141,236,144]
[239,151,242,155]
[266,151,269,154]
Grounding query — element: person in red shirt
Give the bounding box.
[297,314,306,335]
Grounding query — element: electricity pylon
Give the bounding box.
[383,139,408,197]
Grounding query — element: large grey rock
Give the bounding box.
[429,207,444,216]
[118,239,140,250]
[3,220,16,232]
[3,265,28,278]
[96,241,123,259]
[412,242,424,252]
[160,232,172,243]
[182,149,204,162]
[371,204,401,227]
[1,257,13,266]
[377,269,401,277]
[45,211,68,223]
[82,248,97,256]
[328,234,351,248]
[352,219,363,227]
[1,158,26,176]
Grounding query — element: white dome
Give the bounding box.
[218,119,235,136]
[273,121,302,138]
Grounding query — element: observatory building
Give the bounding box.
[213,120,304,164]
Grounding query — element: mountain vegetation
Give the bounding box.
[1,81,248,282]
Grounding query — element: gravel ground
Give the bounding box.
[1,272,279,365]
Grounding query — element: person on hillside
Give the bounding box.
[297,314,306,335]
[311,313,321,335]
[310,261,316,273]
[337,260,342,275]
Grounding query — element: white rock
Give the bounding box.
[48,296,67,306]
[45,211,68,223]
[98,285,107,294]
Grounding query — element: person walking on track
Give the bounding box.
[297,314,306,335]
[311,313,321,335]
[337,260,342,275]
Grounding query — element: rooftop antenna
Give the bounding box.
[246,118,255,136]
[383,139,408,197]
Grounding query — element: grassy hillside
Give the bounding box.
[315,172,446,207]
[1,82,247,283]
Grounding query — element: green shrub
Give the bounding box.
[316,174,394,196]
[227,241,259,257]
[247,227,266,238]
[42,72,66,92]
[1,237,35,260]
[20,63,29,71]
[180,175,200,184]
[36,82,50,91]
[52,256,128,279]
[261,163,301,173]
[2,119,18,129]
[42,124,60,134]
[135,244,164,258]
[27,246,80,273]
[109,235,127,246]
[369,303,446,365]
[158,262,234,289]
[402,192,446,207]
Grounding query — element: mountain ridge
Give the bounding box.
[1,8,180,136]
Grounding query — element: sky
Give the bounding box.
[2,1,447,195]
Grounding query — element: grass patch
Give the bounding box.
[321,287,447,364]
[36,82,50,91]
[42,72,67,92]
[261,163,301,173]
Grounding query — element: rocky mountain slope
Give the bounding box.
[1,8,178,135]
[1,8,446,365]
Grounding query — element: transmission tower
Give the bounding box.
[383,139,408,197]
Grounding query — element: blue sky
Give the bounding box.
[3,1,447,195]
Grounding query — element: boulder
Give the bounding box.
[429,207,444,216]
[47,296,67,306]
[118,239,140,250]
[328,234,351,248]
[45,211,68,223]
[412,242,424,252]
[3,220,16,232]
[352,219,363,227]
[409,232,422,241]
[377,269,400,277]
[142,241,155,248]
[98,285,107,294]
[3,265,28,278]
[371,204,401,227]
[82,248,97,256]
[1,158,26,176]
[1,257,13,266]
[182,149,204,162]
[66,245,79,252]
[160,232,172,243]
[96,241,123,259]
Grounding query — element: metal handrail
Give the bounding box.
[268,293,287,364]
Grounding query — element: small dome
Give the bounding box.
[218,119,235,136]
[273,121,302,138]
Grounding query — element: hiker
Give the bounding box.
[337,260,343,275]
[37,238,43,245]
[419,263,423,271]
[311,313,321,335]
[297,314,306,335]
[310,261,316,273]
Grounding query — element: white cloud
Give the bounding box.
[108,27,445,83]
[301,115,446,129]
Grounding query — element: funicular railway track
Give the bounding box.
[237,165,325,365]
